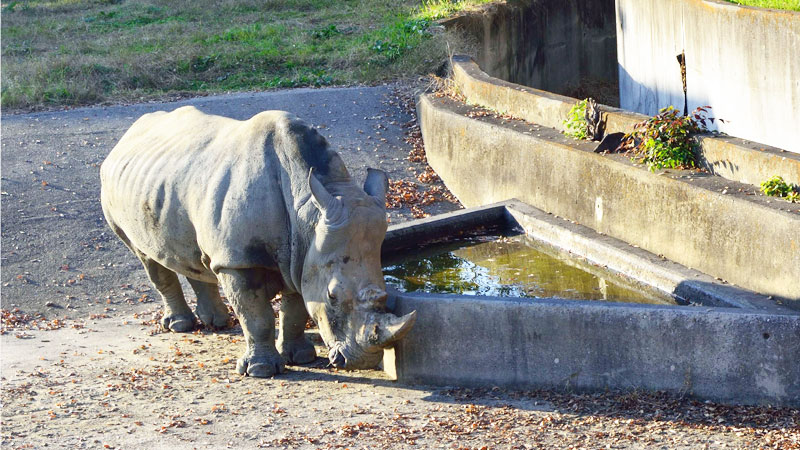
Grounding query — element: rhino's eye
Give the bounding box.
[327,289,337,303]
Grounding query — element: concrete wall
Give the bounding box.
[451,55,800,188]
[442,0,618,104]
[418,93,800,303]
[616,0,800,153]
[389,292,800,406]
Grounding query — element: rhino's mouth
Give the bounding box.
[327,341,382,370]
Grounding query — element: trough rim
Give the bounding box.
[384,200,796,315]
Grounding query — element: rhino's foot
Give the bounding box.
[197,308,230,329]
[236,348,285,378]
[277,336,317,365]
[160,313,196,332]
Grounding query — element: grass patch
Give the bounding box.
[2,0,490,110]
[725,0,800,11]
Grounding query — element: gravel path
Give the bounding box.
[2,86,797,449]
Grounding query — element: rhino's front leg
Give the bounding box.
[277,292,317,365]
[216,268,285,377]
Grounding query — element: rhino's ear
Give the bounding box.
[363,168,388,206]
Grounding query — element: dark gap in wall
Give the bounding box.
[677,51,688,116]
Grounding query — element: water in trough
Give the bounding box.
[384,234,677,305]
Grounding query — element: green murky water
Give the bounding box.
[384,234,677,305]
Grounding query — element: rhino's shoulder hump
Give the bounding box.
[263,112,336,177]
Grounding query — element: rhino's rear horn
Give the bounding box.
[374,311,417,348]
[309,168,332,208]
[358,285,388,307]
[309,168,346,225]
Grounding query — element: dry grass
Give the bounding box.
[1,0,486,110]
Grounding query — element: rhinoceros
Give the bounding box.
[100,106,416,377]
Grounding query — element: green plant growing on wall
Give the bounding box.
[760,176,799,203]
[563,99,589,140]
[623,105,712,172]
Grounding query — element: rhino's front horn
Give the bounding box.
[375,311,417,348]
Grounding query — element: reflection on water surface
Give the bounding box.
[384,234,676,305]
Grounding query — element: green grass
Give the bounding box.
[1,0,493,110]
[725,0,800,10]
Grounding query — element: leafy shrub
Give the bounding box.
[563,99,589,140]
[624,106,712,172]
[760,176,799,203]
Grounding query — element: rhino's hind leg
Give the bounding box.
[187,279,230,328]
[139,257,196,332]
[277,292,317,365]
[216,268,285,378]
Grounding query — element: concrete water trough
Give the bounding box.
[380,200,800,407]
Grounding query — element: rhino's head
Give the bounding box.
[301,168,416,370]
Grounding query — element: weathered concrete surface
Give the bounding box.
[418,93,800,304]
[616,0,800,154]
[697,135,800,188]
[441,0,618,104]
[452,55,800,187]
[390,291,800,406]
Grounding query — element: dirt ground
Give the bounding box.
[2,84,798,449]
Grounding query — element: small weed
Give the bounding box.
[310,24,340,40]
[622,106,713,172]
[563,99,589,140]
[760,176,799,202]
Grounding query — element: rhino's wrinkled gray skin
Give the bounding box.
[100,106,416,377]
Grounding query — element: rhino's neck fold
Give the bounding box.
[286,194,319,295]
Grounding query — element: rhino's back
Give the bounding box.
[101,106,294,281]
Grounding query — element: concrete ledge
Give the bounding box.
[390,292,800,406]
[500,201,788,312]
[451,55,800,187]
[383,202,508,254]
[418,93,800,303]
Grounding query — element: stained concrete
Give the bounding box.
[390,291,800,406]
[616,0,800,154]
[418,93,800,304]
